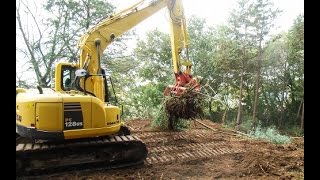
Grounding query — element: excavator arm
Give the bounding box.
[76,0,200,100]
[168,0,189,74]
[165,0,200,96]
[77,0,168,102]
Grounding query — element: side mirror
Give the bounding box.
[75,69,88,77]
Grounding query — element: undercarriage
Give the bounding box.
[16,132,148,176]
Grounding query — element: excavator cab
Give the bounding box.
[62,66,76,91]
[52,62,78,92]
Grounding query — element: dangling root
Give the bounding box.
[164,89,204,130]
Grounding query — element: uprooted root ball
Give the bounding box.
[164,90,204,130]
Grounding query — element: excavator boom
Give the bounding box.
[77,0,169,101]
[76,0,200,98]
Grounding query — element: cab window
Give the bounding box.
[61,66,76,91]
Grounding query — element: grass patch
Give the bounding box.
[249,125,291,144]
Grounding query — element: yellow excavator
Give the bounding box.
[16,0,199,175]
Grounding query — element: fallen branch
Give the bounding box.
[195,119,217,131]
[231,130,251,137]
[195,120,243,137]
[259,164,266,174]
[291,136,304,139]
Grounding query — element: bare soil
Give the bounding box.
[30,119,304,180]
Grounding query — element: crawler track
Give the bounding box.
[16,135,148,176]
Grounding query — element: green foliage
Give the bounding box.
[152,106,190,131]
[134,29,173,83]
[252,14,304,129]
[187,16,216,76]
[152,106,168,129]
[114,29,175,119]
[238,115,254,133]
[283,125,304,137]
[286,14,304,101]
[249,125,291,144]
[172,119,191,131]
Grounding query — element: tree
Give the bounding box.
[16,0,115,87]
[118,29,173,118]
[250,0,281,128]
[226,0,281,130]
[286,14,304,129]
[209,25,241,122]
[228,0,257,130]
[257,33,287,126]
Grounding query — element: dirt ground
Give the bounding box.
[28,119,304,180]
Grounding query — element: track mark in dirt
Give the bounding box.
[134,129,235,144]
[133,128,246,166]
[145,145,245,165]
[134,129,218,138]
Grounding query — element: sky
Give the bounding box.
[16,0,304,85]
[109,0,304,36]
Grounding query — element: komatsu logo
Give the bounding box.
[107,120,120,125]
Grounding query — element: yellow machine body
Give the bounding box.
[16,78,121,141]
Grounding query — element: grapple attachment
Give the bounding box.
[164,71,200,96]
